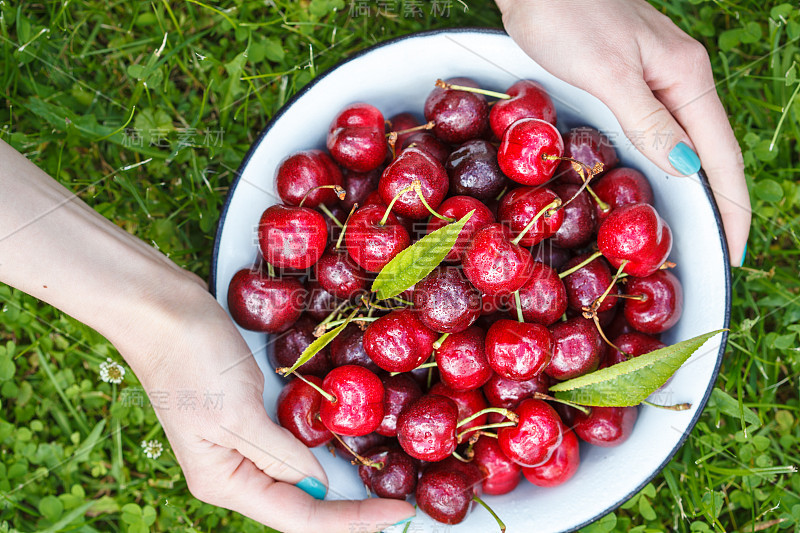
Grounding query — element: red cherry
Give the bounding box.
[344,204,410,272]
[462,223,535,297]
[387,111,422,147]
[556,127,618,184]
[561,253,620,313]
[416,466,474,525]
[327,103,387,172]
[497,399,563,467]
[319,365,385,437]
[426,196,495,262]
[546,316,603,380]
[472,436,522,495]
[522,428,580,487]
[305,280,341,321]
[413,266,482,333]
[573,406,638,447]
[269,315,332,378]
[378,147,448,220]
[276,376,332,448]
[445,140,507,201]
[597,203,673,277]
[428,382,488,443]
[482,372,550,410]
[376,374,422,437]
[490,80,557,138]
[603,332,666,368]
[227,269,305,333]
[400,131,451,164]
[497,186,564,246]
[332,432,387,460]
[592,167,654,221]
[514,261,568,326]
[275,149,344,207]
[485,319,554,381]
[329,324,382,373]
[424,77,489,144]
[314,245,368,300]
[258,205,328,270]
[396,394,459,462]
[624,270,683,334]
[551,182,597,249]
[363,308,438,373]
[358,446,419,500]
[531,241,573,271]
[435,326,493,392]
[497,118,563,186]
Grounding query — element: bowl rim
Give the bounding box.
[209,27,732,532]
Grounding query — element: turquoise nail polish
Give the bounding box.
[739,242,747,267]
[390,516,414,528]
[296,477,326,500]
[668,142,701,175]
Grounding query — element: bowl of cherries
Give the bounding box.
[212,29,731,533]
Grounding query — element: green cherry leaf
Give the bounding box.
[280,308,359,376]
[371,210,474,300]
[550,329,726,407]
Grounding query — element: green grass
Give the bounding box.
[1,1,799,532]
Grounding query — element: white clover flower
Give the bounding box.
[141,439,163,459]
[99,358,125,384]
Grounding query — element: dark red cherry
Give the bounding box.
[531,241,572,271]
[561,253,619,313]
[522,428,580,487]
[327,103,387,172]
[445,139,507,201]
[435,326,492,391]
[376,374,423,437]
[321,203,347,242]
[597,203,673,277]
[416,466,474,525]
[497,186,564,246]
[345,204,410,272]
[314,245,368,300]
[546,317,603,380]
[605,307,636,340]
[603,332,666,368]
[319,365,385,437]
[276,376,332,448]
[275,149,344,208]
[497,118,563,186]
[396,394,459,462]
[269,315,332,378]
[514,262,568,326]
[551,182,597,249]
[472,436,522,495]
[363,308,438,373]
[428,382,488,443]
[490,80,557,138]
[329,324,382,373]
[497,399,563,467]
[413,266,482,333]
[379,147,448,220]
[258,205,328,270]
[485,319,554,381]
[358,446,419,500]
[574,406,638,447]
[387,111,422,148]
[332,432,387,460]
[305,280,341,321]
[592,167,654,221]
[462,223,535,297]
[341,167,382,210]
[483,372,550,409]
[227,269,305,333]
[400,131,451,164]
[426,196,495,262]
[556,127,618,184]
[624,270,683,334]
[424,76,489,144]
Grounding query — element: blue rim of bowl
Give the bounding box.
[209,27,732,533]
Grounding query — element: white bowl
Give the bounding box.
[211,29,731,533]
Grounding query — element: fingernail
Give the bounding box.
[739,242,747,267]
[390,516,415,528]
[668,142,701,175]
[296,477,326,500]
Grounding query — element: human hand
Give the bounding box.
[121,285,415,533]
[496,0,751,265]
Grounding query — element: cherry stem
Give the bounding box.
[532,392,591,416]
[451,450,472,463]
[426,363,434,390]
[433,332,450,350]
[660,261,677,270]
[313,299,354,336]
[335,203,359,250]
[642,400,692,411]
[511,198,562,246]
[388,132,398,159]
[457,422,516,441]
[616,293,647,302]
[544,154,610,212]
[276,369,337,404]
[414,181,454,222]
[389,361,437,377]
[473,494,507,533]
[379,182,416,226]
[513,289,524,323]
[457,407,519,428]
[266,262,275,278]
[299,185,346,208]
[317,315,379,332]
[495,186,508,202]
[329,432,384,470]
[584,308,627,356]
[435,78,511,100]
[558,250,603,279]
[318,203,343,228]
[590,260,628,313]
[386,120,435,138]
